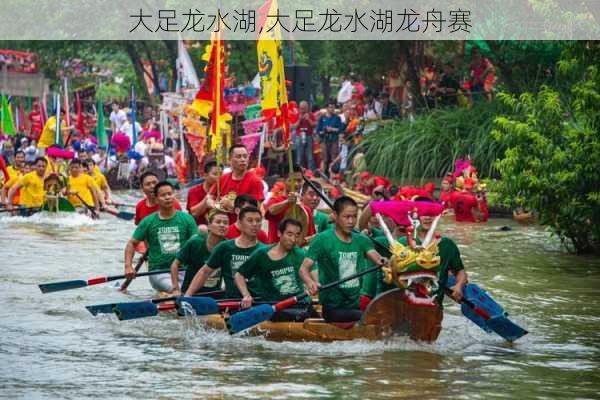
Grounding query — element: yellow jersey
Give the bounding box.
[68,174,97,207]
[17,172,45,207]
[90,171,109,192]
[6,165,21,181]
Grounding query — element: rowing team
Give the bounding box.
[0,152,114,216]
[123,176,468,324]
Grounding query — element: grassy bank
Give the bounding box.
[358,101,507,183]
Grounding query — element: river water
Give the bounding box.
[1,191,599,400]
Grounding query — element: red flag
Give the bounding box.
[75,92,85,135]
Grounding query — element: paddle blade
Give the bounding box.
[486,316,528,342]
[39,280,87,293]
[176,296,219,316]
[113,301,158,321]
[85,303,115,316]
[225,304,274,335]
[117,211,135,221]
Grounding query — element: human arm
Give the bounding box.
[170,258,182,296]
[299,257,319,295]
[266,194,297,216]
[183,265,215,296]
[450,269,467,301]
[357,204,373,231]
[234,272,253,308]
[124,238,141,279]
[188,193,215,220]
[6,181,24,210]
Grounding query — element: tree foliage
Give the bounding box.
[491,42,600,254]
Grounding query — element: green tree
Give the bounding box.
[492,42,600,254]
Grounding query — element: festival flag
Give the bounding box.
[40,92,48,125]
[1,95,16,136]
[95,97,108,148]
[257,0,290,145]
[130,85,137,144]
[177,33,200,92]
[190,26,231,154]
[75,92,85,135]
[54,93,63,147]
[18,102,26,132]
[63,77,71,127]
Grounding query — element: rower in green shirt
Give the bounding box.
[184,206,266,299]
[124,181,197,292]
[299,196,389,323]
[235,218,315,322]
[170,208,229,296]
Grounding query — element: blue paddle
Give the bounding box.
[113,296,220,321]
[85,290,225,315]
[446,276,528,342]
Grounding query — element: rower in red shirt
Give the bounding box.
[224,194,269,243]
[186,160,218,225]
[135,171,182,225]
[264,165,316,244]
[210,144,264,223]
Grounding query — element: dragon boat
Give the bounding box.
[200,288,443,342]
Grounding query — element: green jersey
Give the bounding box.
[238,246,306,302]
[307,229,375,309]
[362,235,396,298]
[176,234,221,293]
[313,210,331,232]
[132,211,197,271]
[206,239,266,298]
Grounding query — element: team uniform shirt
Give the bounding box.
[132,211,197,271]
[224,223,269,244]
[16,172,45,207]
[361,236,397,298]
[67,174,97,207]
[313,210,331,232]
[439,190,453,209]
[90,171,109,192]
[264,195,316,243]
[6,165,20,181]
[451,191,488,222]
[238,246,307,302]
[205,239,266,298]
[175,234,221,293]
[186,183,210,225]
[210,171,265,223]
[134,198,182,225]
[307,229,375,309]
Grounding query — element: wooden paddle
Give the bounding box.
[101,206,135,221]
[0,206,40,214]
[38,265,175,294]
[119,250,149,291]
[302,173,528,342]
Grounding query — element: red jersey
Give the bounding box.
[224,223,269,244]
[439,190,453,209]
[210,171,265,223]
[450,191,488,222]
[264,195,316,244]
[186,183,210,225]
[134,198,182,225]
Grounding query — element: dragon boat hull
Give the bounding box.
[201,289,443,342]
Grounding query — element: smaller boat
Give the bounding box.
[201,289,443,342]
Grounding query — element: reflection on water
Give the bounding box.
[1,195,599,399]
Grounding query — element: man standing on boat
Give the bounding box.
[234,218,315,322]
[184,206,266,299]
[124,181,197,292]
[134,171,181,225]
[209,144,265,223]
[170,208,229,296]
[7,157,48,214]
[299,196,389,323]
